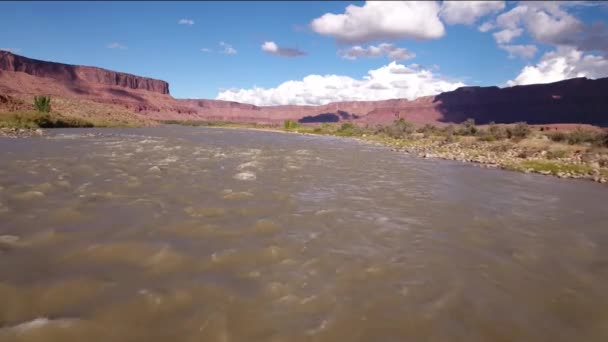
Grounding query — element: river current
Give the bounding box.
[1,126,608,341]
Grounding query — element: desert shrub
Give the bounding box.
[417,123,439,137]
[478,122,508,141]
[438,124,456,142]
[599,132,608,147]
[546,149,568,159]
[385,118,415,139]
[566,128,600,145]
[34,96,51,113]
[454,118,477,136]
[507,122,531,139]
[336,122,362,136]
[283,120,300,130]
[548,131,567,143]
[517,149,533,159]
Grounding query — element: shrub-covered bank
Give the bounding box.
[309,120,608,183]
[165,118,608,184]
[164,119,608,183]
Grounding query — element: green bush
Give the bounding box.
[283,120,300,130]
[0,111,94,128]
[506,122,531,139]
[383,118,415,139]
[336,122,362,136]
[34,96,51,113]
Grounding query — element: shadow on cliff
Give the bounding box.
[434,77,608,126]
[299,110,359,123]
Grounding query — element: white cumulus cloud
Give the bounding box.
[440,1,505,25]
[219,41,237,55]
[310,1,445,44]
[338,43,415,61]
[507,46,608,86]
[498,44,538,59]
[493,2,608,53]
[261,41,306,57]
[216,62,465,106]
[106,42,127,50]
[178,19,194,25]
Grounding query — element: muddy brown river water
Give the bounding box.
[1,126,608,341]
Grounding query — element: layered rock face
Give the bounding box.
[0,51,169,95]
[1,50,607,127]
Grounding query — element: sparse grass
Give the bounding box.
[512,160,593,175]
[548,128,608,147]
[0,111,94,128]
[335,122,362,136]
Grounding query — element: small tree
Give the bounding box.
[34,96,51,113]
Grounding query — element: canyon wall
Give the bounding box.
[1,51,607,127]
[0,51,169,95]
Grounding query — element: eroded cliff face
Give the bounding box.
[0,51,169,95]
[1,50,607,126]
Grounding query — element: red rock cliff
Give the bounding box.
[0,51,169,95]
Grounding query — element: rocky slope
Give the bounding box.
[1,51,607,126]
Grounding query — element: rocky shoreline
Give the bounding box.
[0,127,45,138]
[355,135,608,184]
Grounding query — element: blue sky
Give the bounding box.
[1,1,608,105]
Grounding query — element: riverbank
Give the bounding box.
[2,117,607,184]
[162,119,608,184]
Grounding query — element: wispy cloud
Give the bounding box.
[178,18,194,26]
[498,44,538,59]
[338,43,415,61]
[200,48,211,53]
[261,41,306,57]
[107,42,127,50]
[0,48,21,53]
[219,41,237,55]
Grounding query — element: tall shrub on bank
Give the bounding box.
[34,96,51,113]
[385,118,415,139]
[283,120,299,130]
[457,118,477,136]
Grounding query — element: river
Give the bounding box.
[1,126,608,341]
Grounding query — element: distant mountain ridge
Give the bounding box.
[1,51,607,126]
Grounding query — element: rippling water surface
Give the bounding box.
[1,126,608,341]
